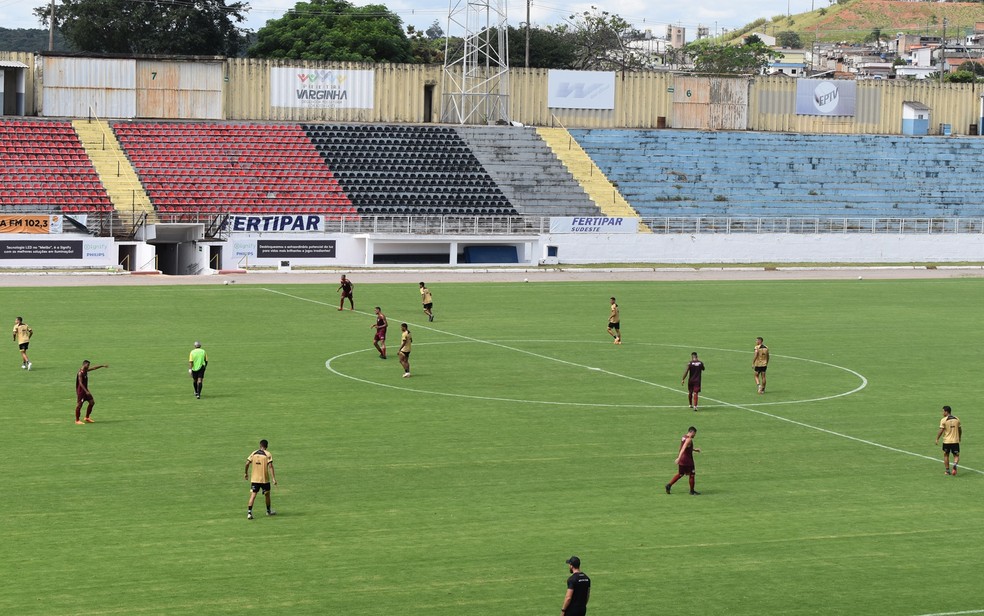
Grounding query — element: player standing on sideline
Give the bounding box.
[607,297,621,344]
[337,274,354,311]
[665,426,701,495]
[244,439,277,519]
[371,307,388,359]
[74,360,108,424]
[561,556,591,616]
[935,405,962,476]
[681,352,705,411]
[188,341,208,399]
[12,316,32,370]
[420,282,434,322]
[753,337,770,394]
[398,323,412,378]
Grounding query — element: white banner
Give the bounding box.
[795,79,857,116]
[547,70,616,110]
[549,217,638,234]
[270,68,374,109]
[226,214,326,233]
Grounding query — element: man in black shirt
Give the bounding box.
[561,555,591,616]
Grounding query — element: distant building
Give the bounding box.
[765,49,807,76]
[666,25,686,49]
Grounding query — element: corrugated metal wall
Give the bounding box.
[749,76,984,135]
[10,53,984,135]
[224,59,443,122]
[135,61,223,119]
[42,57,136,118]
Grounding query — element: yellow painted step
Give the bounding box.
[72,119,158,224]
[537,127,649,232]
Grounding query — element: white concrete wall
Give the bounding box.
[545,233,984,264]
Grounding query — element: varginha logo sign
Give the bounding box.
[795,79,857,116]
[547,70,616,110]
[270,68,375,109]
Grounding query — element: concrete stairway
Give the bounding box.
[73,119,157,225]
[536,127,645,228]
[455,125,599,217]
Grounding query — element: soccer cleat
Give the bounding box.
[21,364,26,369]
[690,490,701,496]
[693,407,698,412]
[951,466,958,476]
[403,372,411,378]
[944,469,951,475]
[337,308,343,311]
[664,484,671,494]
[247,512,253,520]
[27,362,32,371]
[266,510,277,516]
[195,394,201,399]
[84,417,95,423]
[75,420,84,425]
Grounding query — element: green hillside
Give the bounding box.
[728,0,984,44]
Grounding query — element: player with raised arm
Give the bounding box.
[74,360,108,424]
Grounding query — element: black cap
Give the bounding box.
[566,556,580,568]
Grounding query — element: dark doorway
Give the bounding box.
[423,84,435,123]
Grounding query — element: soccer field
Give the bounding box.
[3,276,983,615]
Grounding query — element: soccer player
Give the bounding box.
[337,274,354,311]
[398,322,412,378]
[188,341,208,399]
[420,282,434,322]
[371,306,388,359]
[753,337,770,394]
[607,297,621,344]
[665,426,701,495]
[935,405,962,476]
[681,352,705,411]
[244,439,277,519]
[561,556,591,616]
[12,316,32,370]
[74,360,108,424]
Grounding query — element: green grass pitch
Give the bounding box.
[3,277,983,615]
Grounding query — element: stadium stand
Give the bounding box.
[112,122,356,215]
[305,124,518,216]
[455,126,600,216]
[0,119,113,212]
[571,129,984,219]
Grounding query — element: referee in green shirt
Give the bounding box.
[188,341,208,399]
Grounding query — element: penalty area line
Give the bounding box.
[910,611,984,616]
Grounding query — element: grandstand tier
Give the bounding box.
[305,124,519,217]
[570,129,984,219]
[0,120,113,212]
[113,122,357,215]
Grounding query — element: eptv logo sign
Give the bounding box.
[547,70,616,110]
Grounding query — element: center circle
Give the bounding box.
[325,340,867,409]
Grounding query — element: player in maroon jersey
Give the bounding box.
[681,352,705,411]
[371,306,388,359]
[665,426,701,495]
[74,359,108,424]
[337,274,354,311]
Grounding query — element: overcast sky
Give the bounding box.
[0,0,823,43]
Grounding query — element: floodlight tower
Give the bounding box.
[441,0,511,125]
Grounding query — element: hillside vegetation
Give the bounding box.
[731,0,984,44]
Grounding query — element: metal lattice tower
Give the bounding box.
[441,0,510,125]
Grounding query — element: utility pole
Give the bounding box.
[940,17,947,85]
[525,0,530,69]
[48,0,55,51]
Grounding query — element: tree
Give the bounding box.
[945,70,976,83]
[686,39,780,74]
[33,0,248,56]
[776,31,803,48]
[556,6,657,71]
[406,24,444,64]
[249,0,413,63]
[507,25,576,69]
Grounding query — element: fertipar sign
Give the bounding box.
[550,217,638,234]
[270,68,374,109]
[547,70,616,110]
[795,79,857,116]
[227,215,326,232]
